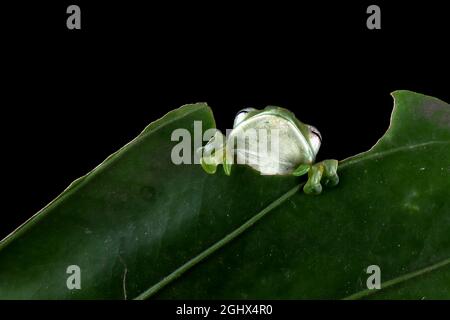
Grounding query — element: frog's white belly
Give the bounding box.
[228,114,314,175]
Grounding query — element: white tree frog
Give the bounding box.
[198,106,339,194]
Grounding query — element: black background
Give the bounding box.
[1,1,449,243]
[0,300,448,318]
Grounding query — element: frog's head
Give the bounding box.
[233,106,322,159]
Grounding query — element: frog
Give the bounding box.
[197,106,339,194]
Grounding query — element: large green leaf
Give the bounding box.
[0,91,449,299]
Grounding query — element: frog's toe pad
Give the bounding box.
[200,157,218,174]
[324,174,339,187]
[303,183,322,195]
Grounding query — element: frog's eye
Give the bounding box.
[233,107,256,128]
[308,125,322,155]
[309,126,322,142]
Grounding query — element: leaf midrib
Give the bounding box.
[135,140,450,299]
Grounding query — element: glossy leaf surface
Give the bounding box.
[1,91,449,299]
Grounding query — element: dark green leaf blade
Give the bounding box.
[1,91,449,300]
[0,103,235,299]
[152,91,450,299]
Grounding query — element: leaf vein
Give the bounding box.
[135,140,450,299]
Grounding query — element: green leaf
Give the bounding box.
[1,91,449,299]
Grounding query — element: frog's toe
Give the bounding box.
[323,174,339,187]
[200,157,218,174]
[303,182,322,195]
[320,159,339,188]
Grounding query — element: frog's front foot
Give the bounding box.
[197,130,232,175]
[302,159,339,195]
